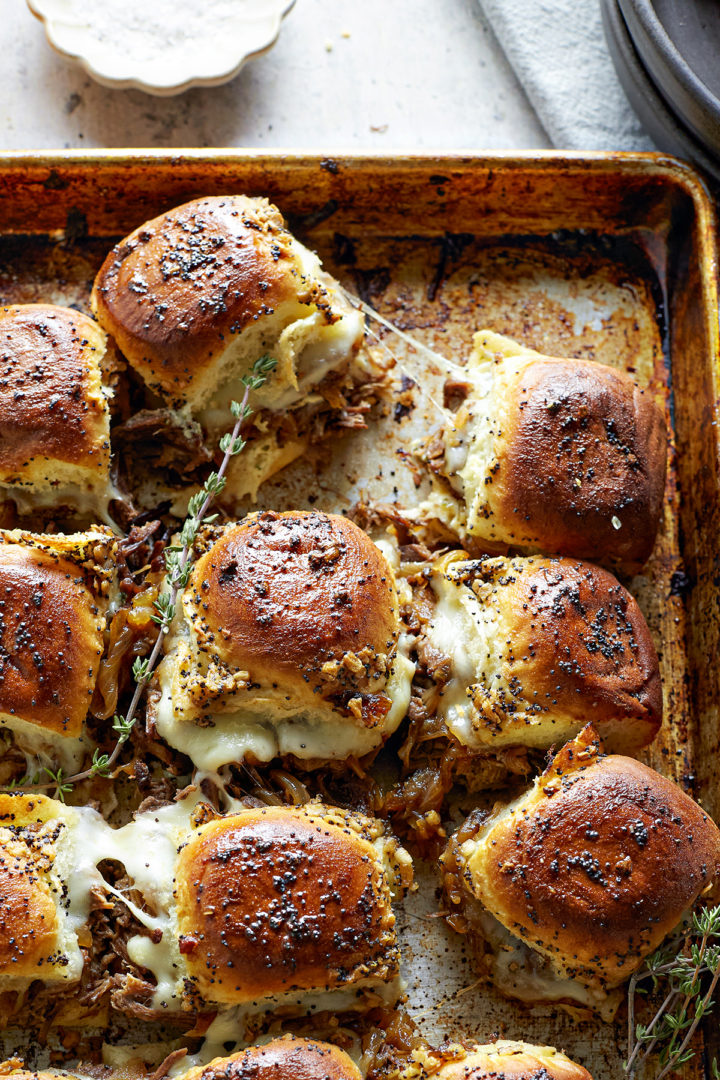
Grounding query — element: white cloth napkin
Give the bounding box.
[478,0,654,150]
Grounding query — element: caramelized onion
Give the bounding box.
[92,587,159,720]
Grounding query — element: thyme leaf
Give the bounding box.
[626,903,720,1079]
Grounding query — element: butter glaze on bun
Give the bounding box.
[181,1036,362,1080]
[426,552,661,753]
[91,195,364,417]
[418,1041,592,1080]
[174,802,406,1007]
[191,510,398,688]
[427,330,667,565]
[0,305,112,515]
[444,727,720,1014]
[0,528,115,766]
[152,511,414,769]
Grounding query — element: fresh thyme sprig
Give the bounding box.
[3,354,277,801]
[7,766,73,800]
[626,903,720,1079]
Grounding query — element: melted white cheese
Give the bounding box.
[0,480,123,531]
[154,645,414,771]
[52,805,114,978]
[186,978,403,1066]
[426,566,505,748]
[197,307,362,431]
[111,794,204,1009]
[473,904,620,1021]
[420,336,532,540]
[0,714,90,774]
[441,363,495,493]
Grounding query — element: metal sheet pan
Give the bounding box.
[0,150,717,1080]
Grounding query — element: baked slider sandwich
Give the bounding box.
[0,527,117,771]
[179,1036,362,1080]
[0,305,114,523]
[441,725,720,1020]
[419,330,667,566]
[0,792,110,1028]
[407,1041,592,1080]
[92,195,367,504]
[112,798,412,1022]
[150,510,414,770]
[416,551,661,766]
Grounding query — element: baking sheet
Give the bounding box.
[0,151,717,1080]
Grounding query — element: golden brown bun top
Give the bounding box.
[183,1038,362,1080]
[428,1041,592,1080]
[0,304,109,478]
[0,793,68,978]
[91,195,334,406]
[497,354,666,565]
[187,511,399,697]
[464,553,662,751]
[464,728,720,987]
[0,789,72,825]
[0,540,105,737]
[174,802,399,1005]
[0,1074,83,1080]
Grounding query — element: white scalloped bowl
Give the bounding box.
[27,0,296,96]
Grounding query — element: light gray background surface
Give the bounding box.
[4,0,550,150]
